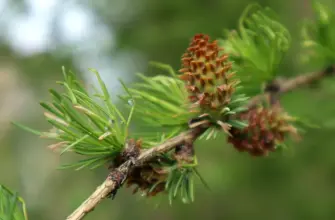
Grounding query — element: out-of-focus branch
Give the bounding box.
[247,65,335,108]
[280,65,334,92]
[66,65,334,220]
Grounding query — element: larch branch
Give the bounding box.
[66,126,208,220]
[66,65,334,220]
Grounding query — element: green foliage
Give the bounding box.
[124,62,195,134]
[196,88,249,141]
[166,167,195,204]
[14,65,209,205]
[301,1,335,66]
[0,185,28,220]
[15,67,135,170]
[47,68,136,169]
[124,61,249,141]
[155,155,206,205]
[221,4,291,93]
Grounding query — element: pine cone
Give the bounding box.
[179,33,239,111]
[227,106,298,156]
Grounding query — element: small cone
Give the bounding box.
[227,106,298,156]
[179,34,239,111]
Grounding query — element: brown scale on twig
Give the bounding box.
[107,169,127,199]
[125,161,169,197]
[106,139,142,198]
[108,139,172,198]
[173,142,194,165]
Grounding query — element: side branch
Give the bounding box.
[247,65,335,108]
[66,125,208,220]
[67,65,334,220]
[280,65,334,92]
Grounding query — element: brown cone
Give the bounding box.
[227,106,298,156]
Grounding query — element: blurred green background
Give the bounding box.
[1,0,335,219]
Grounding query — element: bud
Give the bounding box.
[227,106,298,156]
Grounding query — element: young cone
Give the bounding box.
[179,34,239,112]
[227,106,299,156]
